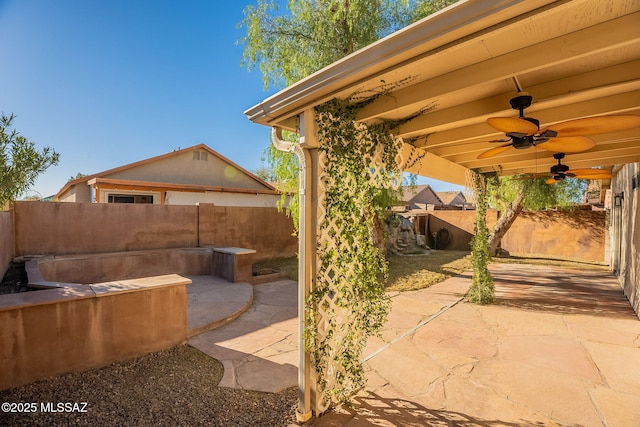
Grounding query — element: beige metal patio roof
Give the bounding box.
[245,0,640,186]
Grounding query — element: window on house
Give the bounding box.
[107,194,154,204]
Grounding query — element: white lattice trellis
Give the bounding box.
[464,168,481,205]
[307,109,403,407]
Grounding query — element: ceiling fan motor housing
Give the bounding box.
[551,163,569,173]
[512,136,534,149]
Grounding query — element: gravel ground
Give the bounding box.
[0,345,298,426]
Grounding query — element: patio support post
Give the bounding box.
[271,109,319,421]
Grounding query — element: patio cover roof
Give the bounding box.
[245,0,640,186]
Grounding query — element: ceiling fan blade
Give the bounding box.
[541,115,640,137]
[573,172,615,180]
[535,136,595,153]
[477,143,513,159]
[487,117,538,135]
[545,178,559,185]
[567,168,614,178]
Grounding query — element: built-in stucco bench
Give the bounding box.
[19,248,212,285]
[207,246,256,283]
[21,257,83,291]
[15,247,257,285]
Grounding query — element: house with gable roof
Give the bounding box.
[400,184,442,210]
[55,144,282,207]
[435,191,468,209]
[399,186,470,211]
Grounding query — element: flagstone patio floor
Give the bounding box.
[187,262,640,426]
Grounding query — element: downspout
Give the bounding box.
[271,127,294,153]
[271,126,313,422]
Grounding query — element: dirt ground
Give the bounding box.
[0,346,297,427]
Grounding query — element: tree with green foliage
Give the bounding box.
[0,114,60,207]
[487,174,585,256]
[68,172,88,182]
[252,166,276,183]
[241,0,456,90]
[240,0,458,222]
[466,171,584,304]
[261,132,301,233]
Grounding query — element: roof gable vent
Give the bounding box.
[193,151,208,161]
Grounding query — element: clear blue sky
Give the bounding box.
[0,0,462,198]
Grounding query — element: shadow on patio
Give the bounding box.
[490,263,636,318]
[313,262,640,427]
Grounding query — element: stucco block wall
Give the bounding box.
[0,211,13,279]
[0,276,188,391]
[198,205,297,261]
[6,202,297,277]
[13,201,198,256]
[500,210,606,262]
[424,210,498,251]
[423,209,605,262]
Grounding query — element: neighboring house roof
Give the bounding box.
[401,185,443,208]
[55,144,278,200]
[436,191,466,206]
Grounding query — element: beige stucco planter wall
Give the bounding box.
[0,274,189,391]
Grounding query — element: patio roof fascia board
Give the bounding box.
[244,0,558,130]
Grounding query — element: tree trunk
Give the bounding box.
[488,189,526,256]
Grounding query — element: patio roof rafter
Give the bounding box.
[398,62,640,140]
[355,11,640,124]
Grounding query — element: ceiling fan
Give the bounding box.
[477,92,640,159]
[519,153,614,184]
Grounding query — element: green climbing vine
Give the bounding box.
[467,171,495,304]
[305,99,403,404]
